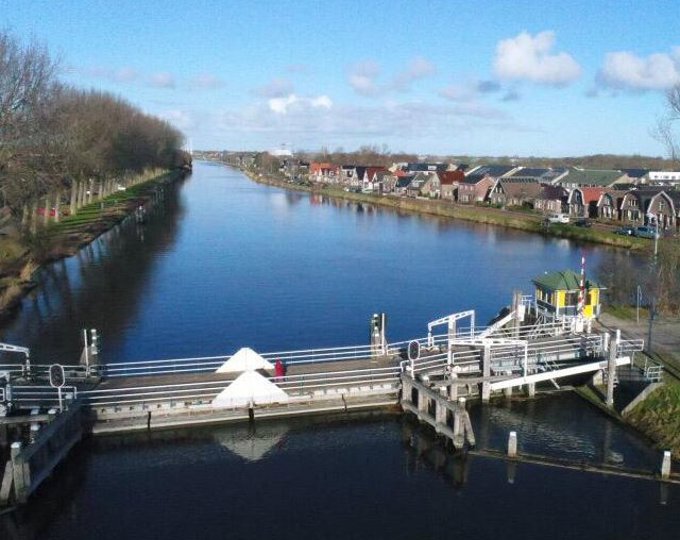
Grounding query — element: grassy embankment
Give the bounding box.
[245,171,650,251]
[625,381,680,455]
[0,170,183,318]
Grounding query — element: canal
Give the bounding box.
[1,162,677,538]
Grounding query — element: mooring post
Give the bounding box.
[458,397,476,447]
[526,383,536,398]
[435,400,446,426]
[448,373,458,401]
[481,343,491,403]
[11,442,27,503]
[512,290,522,339]
[402,377,412,404]
[452,398,464,449]
[661,450,672,480]
[606,332,617,408]
[508,431,518,458]
[417,389,428,414]
[504,371,513,399]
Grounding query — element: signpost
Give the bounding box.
[49,364,65,412]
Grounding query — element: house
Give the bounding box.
[596,190,626,220]
[457,174,494,203]
[374,171,397,194]
[532,270,604,321]
[619,188,676,228]
[620,169,649,184]
[534,185,568,214]
[405,172,432,197]
[339,165,358,186]
[394,174,414,195]
[309,162,339,183]
[488,178,542,208]
[458,165,518,203]
[439,170,465,200]
[557,168,628,189]
[567,187,605,217]
[647,171,680,187]
[362,167,388,191]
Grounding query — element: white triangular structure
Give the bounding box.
[215,347,274,373]
[212,370,289,409]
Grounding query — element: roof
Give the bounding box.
[562,168,625,187]
[407,162,448,172]
[470,165,516,178]
[461,173,493,185]
[439,170,465,185]
[533,270,602,292]
[509,168,551,179]
[396,175,414,188]
[578,187,606,205]
[621,168,649,178]
[536,185,568,200]
[365,166,387,180]
[496,178,542,199]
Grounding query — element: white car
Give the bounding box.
[546,213,570,224]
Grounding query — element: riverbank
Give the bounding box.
[0,169,187,320]
[241,168,652,252]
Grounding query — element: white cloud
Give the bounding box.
[310,95,333,109]
[255,78,294,98]
[149,72,176,88]
[268,94,298,114]
[267,94,332,115]
[598,48,680,90]
[393,56,436,91]
[348,60,381,96]
[159,109,195,130]
[348,57,436,96]
[494,31,581,86]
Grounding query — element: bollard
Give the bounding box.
[508,431,518,458]
[11,441,27,503]
[661,451,672,479]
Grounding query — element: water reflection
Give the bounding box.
[0,180,186,364]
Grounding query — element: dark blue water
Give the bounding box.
[1,162,677,539]
[1,161,602,363]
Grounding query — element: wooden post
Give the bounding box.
[526,383,536,398]
[0,460,13,505]
[417,390,428,414]
[512,289,522,338]
[435,401,446,426]
[661,450,672,479]
[481,343,491,402]
[508,431,518,458]
[606,332,617,408]
[402,377,412,404]
[11,442,27,503]
[448,373,458,401]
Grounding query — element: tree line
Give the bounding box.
[0,31,188,228]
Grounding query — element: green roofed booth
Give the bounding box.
[532,270,604,320]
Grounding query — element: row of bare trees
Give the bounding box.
[0,31,187,229]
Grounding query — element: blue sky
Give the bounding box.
[3,0,680,156]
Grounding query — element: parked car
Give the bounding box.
[545,213,570,224]
[634,226,657,239]
[614,226,635,236]
[574,218,591,228]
